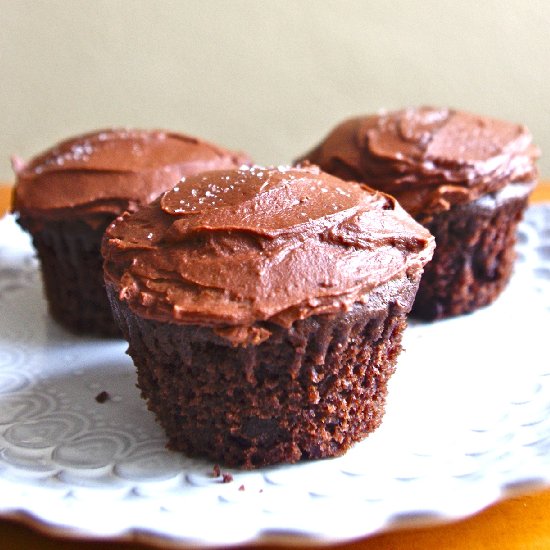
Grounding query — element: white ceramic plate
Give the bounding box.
[0,206,549,547]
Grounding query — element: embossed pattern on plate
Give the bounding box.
[0,207,549,547]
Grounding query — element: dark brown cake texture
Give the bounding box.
[102,165,434,468]
[11,129,250,336]
[298,107,539,319]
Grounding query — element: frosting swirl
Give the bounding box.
[102,166,434,343]
[298,107,538,220]
[12,129,250,220]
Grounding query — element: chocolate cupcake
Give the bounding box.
[298,107,539,319]
[12,129,249,336]
[102,166,434,468]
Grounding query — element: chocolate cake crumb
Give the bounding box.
[212,464,221,478]
[222,473,233,483]
[111,291,418,468]
[95,391,110,403]
[411,192,530,319]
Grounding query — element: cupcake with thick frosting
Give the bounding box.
[103,165,434,468]
[12,129,249,335]
[298,107,539,319]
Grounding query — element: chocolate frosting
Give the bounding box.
[102,166,434,345]
[12,129,250,221]
[298,107,538,220]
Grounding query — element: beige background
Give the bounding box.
[1,0,549,181]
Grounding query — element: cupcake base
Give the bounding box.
[411,183,532,320]
[107,274,419,469]
[20,217,120,337]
